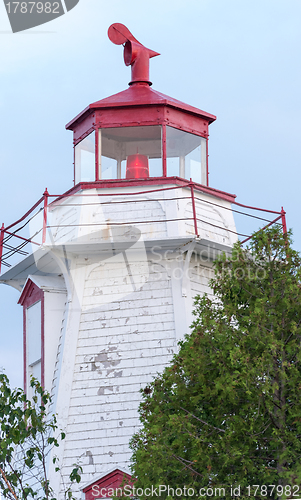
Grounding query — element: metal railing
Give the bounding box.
[0,183,286,274]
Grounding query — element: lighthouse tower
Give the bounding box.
[0,24,237,498]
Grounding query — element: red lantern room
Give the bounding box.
[66,23,216,187]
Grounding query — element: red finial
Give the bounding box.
[108,23,160,86]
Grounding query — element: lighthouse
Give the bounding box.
[0,24,237,498]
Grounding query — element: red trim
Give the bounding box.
[94,113,209,138]
[74,126,95,147]
[281,207,287,235]
[72,112,210,146]
[0,223,4,274]
[190,181,199,237]
[5,196,44,232]
[73,142,75,185]
[66,103,90,130]
[49,177,237,204]
[241,214,283,244]
[23,306,26,393]
[83,469,133,500]
[3,230,40,246]
[92,117,209,137]
[66,85,216,131]
[18,280,44,394]
[18,280,43,306]
[41,295,45,388]
[42,189,48,245]
[206,136,209,187]
[67,89,213,154]
[95,129,99,181]
[232,200,281,214]
[162,124,167,177]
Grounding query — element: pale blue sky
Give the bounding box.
[0,0,300,387]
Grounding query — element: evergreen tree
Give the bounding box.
[130,228,301,499]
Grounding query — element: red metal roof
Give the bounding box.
[66,83,216,130]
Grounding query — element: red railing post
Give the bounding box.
[162,124,167,177]
[189,180,199,237]
[42,189,49,244]
[281,206,287,236]
[0,223,5,274]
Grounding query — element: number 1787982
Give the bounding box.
[5,2,60,14]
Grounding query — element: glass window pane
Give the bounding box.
[29,361,41,402]
[100,126,162,180]
[166,126,207,185]
[101,156,117,180]
[27,301,41,366]
[31,361,41,383]
[185,145,202,182]
[75,132,95,183]
[149,158,162,177]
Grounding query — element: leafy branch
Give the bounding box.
[0,374,82,500]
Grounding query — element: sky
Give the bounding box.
[0,0,300,388]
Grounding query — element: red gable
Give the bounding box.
[83,469,133,500]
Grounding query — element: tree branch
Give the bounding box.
[179,407,226,433]
[0,467,19,500]
[171,455,203,477]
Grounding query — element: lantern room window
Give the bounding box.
[75,132,95,184]
[73,126,208,185]
[166,126,207,185]
[99,125,162,180]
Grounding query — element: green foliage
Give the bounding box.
[0,375,82,500]
[130,227,301,498]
